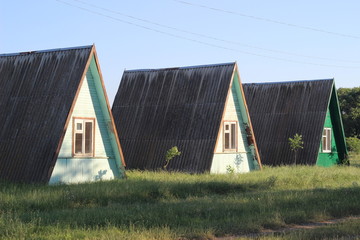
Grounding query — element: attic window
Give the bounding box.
[322,128,331,153]
[223,121,237,152]
[73,118,95,157]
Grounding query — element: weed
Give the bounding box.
[226,165,235,174]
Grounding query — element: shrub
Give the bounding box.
[164,146,181,169]
[346,137,360,153]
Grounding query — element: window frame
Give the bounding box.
[72,117,95,157]
[322,127,332,153]
[223,121,238,152]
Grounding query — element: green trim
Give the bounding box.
[316,82,348,166]
[88,56,125,177]
[330,83,348,157]
[231,73,258,170]
[316,109,339,166]
[232,74,249,125]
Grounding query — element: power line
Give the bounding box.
[68,0,358,64]
[67,0,359,64]
[174,0,360,40]
[56,0,359,69]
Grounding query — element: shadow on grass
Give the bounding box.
[0,175,279,213]
[10,185,360,238]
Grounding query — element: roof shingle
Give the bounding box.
[243,79,334,165]
[0,46,92,182]
[112,63,236,172]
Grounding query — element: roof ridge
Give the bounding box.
[124,62,236,73]
[0,45,93,57]
[243,79,334,85]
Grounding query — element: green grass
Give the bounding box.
[349,153,360,167]
[1,164,360,239]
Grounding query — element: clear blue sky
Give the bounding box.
[1,0,359,103]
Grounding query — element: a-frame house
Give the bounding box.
[0,45,125,183]
[243,79,348,166]
[112,62,261,173]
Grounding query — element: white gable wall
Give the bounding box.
[49,68,119,184]
[211,83,255,173]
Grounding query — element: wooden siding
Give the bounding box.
[214,87,249,154]
[50,158,118,183]
[51,66,119,183]
[57,76,111,157]
[211,153,253,173]
[212,82,255,173]
[88,56,125,170]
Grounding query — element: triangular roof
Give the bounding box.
[0,45,123,182]
[113,62,245,172]
[243,79,347,165]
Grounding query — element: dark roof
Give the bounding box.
[0,46,92,182]
[243,79,334,165]
[112,63,236,172]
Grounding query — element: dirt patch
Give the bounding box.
[215,216,360,239]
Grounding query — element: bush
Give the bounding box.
[346,137,360,153]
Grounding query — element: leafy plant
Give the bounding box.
[226,165,235,174]
[338,87,360,138]
[289,133,304,165]
[346,137,360,154]
[164,146,181,170]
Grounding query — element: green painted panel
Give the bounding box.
[328,85,348,160]
[232,74,258,170]
[316,85,348,167]
[316,109,340,167]
[232,74,249,125]
[89,57,125,177]
[87,59,115,157]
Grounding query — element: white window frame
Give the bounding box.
[322,128,331,153]
[73,117,95,157]
[223,121,237,152]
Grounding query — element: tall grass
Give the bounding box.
[1,165,360,239]
[350,153,360,167]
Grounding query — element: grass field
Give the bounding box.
[1,157,360,239]
[349,153,360,167]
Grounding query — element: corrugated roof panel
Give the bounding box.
[112,63,236,172]
[243,79,333,166]
[0,46,92,182]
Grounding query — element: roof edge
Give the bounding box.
[0,45,94,57]
[329,83,348,156]
[124,62,236,73]
[91,46,127,168]
[243,78,334,86]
